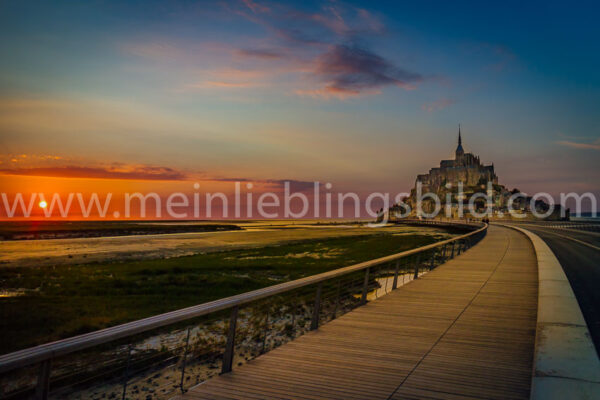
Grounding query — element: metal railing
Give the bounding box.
[0,221,487,400]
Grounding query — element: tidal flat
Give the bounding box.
[0,222,457,354]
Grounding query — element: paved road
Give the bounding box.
[509,223,600,357]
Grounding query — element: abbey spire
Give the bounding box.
[455,124,464,159]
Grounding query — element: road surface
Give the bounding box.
[507,221,600,357]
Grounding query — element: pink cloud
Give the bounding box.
[295,86,380,100]
[242,0,270,14]
[235,48,285,59]
[0,165,187,181]
[356,8,384,34]
[184,67,289,90]
[305,6,349,36]
[421,98,456,112]
[556,140,600,151]
[191,81,259,88]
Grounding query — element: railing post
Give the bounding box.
[221,306,238,374]
[441,243,447,259]
[291,296,301,335]
[360,268,370,305]
[451,241,455,258]
[290,298,297,333]
[180,327,192,392]
[261,309,269,354]
[392,260,400,290]
[35,359,51,400]
[310,283,323,330]
[332,280,341,319]
[429,249,436,270]
[413,254,421,279]
[121,344,132,400]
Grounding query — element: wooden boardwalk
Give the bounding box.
[179,225,538,400]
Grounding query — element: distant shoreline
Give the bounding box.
[0,221,242,241]
[0,219,372,241]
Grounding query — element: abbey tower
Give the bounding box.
[414,126,498,194]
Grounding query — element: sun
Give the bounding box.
[39,200,47,208]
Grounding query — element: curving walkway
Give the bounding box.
[179,225,538,400]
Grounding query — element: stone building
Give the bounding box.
[386,126,569,221]
[415,126,498,193]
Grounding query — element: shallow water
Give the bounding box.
[0,224,451,268]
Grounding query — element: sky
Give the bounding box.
[0,0,599,217]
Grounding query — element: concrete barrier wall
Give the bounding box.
[502,224,600,399]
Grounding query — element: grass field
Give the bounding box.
[0,229,453,354]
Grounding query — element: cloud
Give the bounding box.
[200,177,319,192]
[246,2,385,44]
[183,66,292,90]
[124,3,421,100]
[295,86,380,100]
[304,7,349,37]
[242,0,270,14]
[264,179,319,191]
[355,9,384,34]
[487,44,515,72]
[235,48,285,59]
[308,44,422,97]
[422,98,456,112]
[463,42,516,73]
[0,165,187,180]
[272,26,325,46]
[190,81,258,88]
[556,139,600,151]
[1,153,63,164]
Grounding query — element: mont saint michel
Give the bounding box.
[415,126,497,191]
[396,127,566,220]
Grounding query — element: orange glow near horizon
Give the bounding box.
[0,173,327,220]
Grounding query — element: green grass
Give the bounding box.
[0,232,444,354]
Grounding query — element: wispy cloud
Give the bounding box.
[487,44,515,72]
[0,153,63,165]
[235,48,285,59]
[422,98,456,112]
[183,67,282,90]
[463,42,516,73]
[0,165,187,180]
[190,81,259,88]
[253,2,385,44]
[556,139,600,151]
[242,0,270,14]
[295,87,371,100]
[204,177,318,191]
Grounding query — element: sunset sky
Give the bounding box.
[1,0,599,217]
